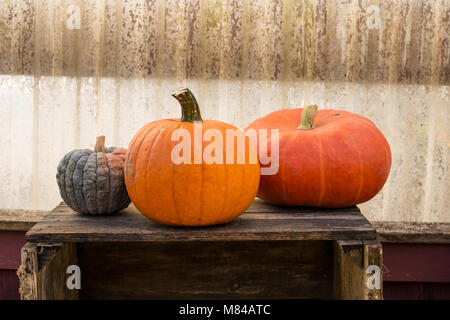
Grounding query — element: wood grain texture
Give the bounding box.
[18,242,78,300]
[333,240,383,300]
[26,200,377,243]
[20,201,381,300]
[373,221,450,244]
[18,243,38,299]
[364,240,383,300]
[78,240,333,299]
[0,210,48,231]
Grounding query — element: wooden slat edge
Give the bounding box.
[18,242,79,300]
[333,240,383,300]
[363,240,383,300]
[333,240,364,299]
[18,243,41,300]
[0,210,49,231]
[372,221,450,243]
[26,229,378,243]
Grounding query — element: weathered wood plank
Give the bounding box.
[20,201,381,300]
[373,221,450,244]
[26,201,376,243]
[0,210,48,231]
[18,242,78,300]
[364,240,383,300]
[78,241,333,299]
[18,243,39,300]
[334,240,362,299]
[333,240,382,300]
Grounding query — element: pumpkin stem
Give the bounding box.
[94,136,106,153]
[297,105,318,130]
[172,88,203,123]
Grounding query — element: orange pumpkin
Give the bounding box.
[245,106,391,208]
[125,88,260,226]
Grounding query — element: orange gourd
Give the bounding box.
[125,88,260,226]
[245,106,391,208]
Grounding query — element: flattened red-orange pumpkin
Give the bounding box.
[245,105,391,208]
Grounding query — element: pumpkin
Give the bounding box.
[124,88,260,226]
[56,136,131,215]
[245,105,391,208]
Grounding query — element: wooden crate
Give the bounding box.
[19,200,382,300]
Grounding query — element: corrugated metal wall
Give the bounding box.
[0,0,448,222]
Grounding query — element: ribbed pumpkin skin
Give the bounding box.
[56,147,131,215]
[124,119,260,226]
[245,108,391,208]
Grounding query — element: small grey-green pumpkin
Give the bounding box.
[56,136,131,215]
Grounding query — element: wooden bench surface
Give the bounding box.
[0,209,48,231]
[26,199,376,243]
